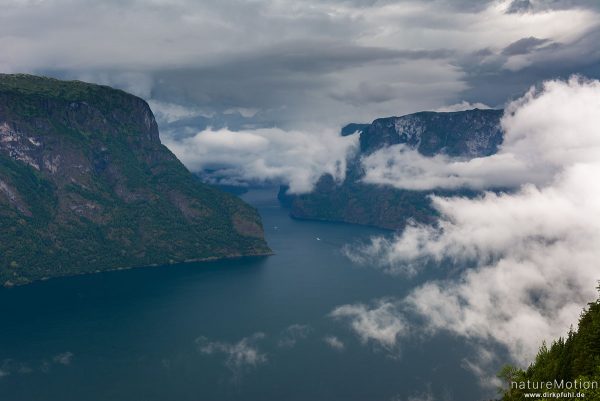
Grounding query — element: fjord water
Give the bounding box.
[1,188,490,401]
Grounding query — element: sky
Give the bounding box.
[2,0,600,131]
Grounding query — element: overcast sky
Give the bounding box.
[2,0,600,131]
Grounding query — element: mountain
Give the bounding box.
[0,74,271,286]
[279,109,504,230]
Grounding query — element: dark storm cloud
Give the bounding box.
[459,26,600,106]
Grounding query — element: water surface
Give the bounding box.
[0,188,493,401]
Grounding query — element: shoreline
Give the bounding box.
[2,250,275,288]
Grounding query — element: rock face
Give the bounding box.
[0,74,271,286]
[280,109,503,230]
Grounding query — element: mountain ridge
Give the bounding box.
[0,74,271,286]
[280,108,504,229]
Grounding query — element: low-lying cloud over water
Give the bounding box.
[339,77,600,377]
[164,126,358,193]
[195,333,268,382]
[362,77,600,190]
[330,300,408,352]
[0,352,75,378]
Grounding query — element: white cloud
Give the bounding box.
[361,145,532,190]
[461,348,503,389]
[148,100,214,124]
[52,352,74,366]
[362,76,600,190]
[2,1,596,73]
[0,360,31,377]
[355,1,598,53]
[343,77,600,371]
[323,336,345,351]
[196,333,267,380]
[0,351,75,379]
[435,101,491,112]
[164,126,358,193]
[3,1,599,128]
[278,324,312,348]
[390,390,434,401]
[330,299,408,350]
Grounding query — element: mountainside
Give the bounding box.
[499,288,600,400]
[279,109,503,229]
[0,74,271,286]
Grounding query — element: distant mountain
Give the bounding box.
[279,109,504,229]
[0,74,271,286]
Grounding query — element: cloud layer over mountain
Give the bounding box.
[339,78,600,376]
[164,126,358,193]
[4,1,600,190]
[362,77,600,191]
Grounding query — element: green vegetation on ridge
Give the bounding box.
[499,287,600,401]
[0,74,271,286]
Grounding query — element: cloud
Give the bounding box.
[330,299,408,350]
[505,0,534,14]
[361,144,531,190]
[2,1,599,129]
[0,352,74,378]
[434,101,491,112]
[407,391,434,401]
[195,333,267,380]
[342,77,600,372]
[461,348,504,389]
[224,107,259,118]
[0,360,26,379]
[164,126,358,193]
[323,336,345,351]
[362,76,600,190]
[52,352,74,366]
[148,100,214,124]
[278,324,312,348]
[505,0,600,14]
[72,71,154,99]
[459,26,600,105]
[501,36,552,56]
[390,390,434,401]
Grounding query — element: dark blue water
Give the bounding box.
[0,189,492,401]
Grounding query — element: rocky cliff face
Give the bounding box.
[280,109,503,229]
[0,74,271,286]
[359,109,503,156]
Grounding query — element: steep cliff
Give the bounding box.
[0,74,271,286]
[280,109,503,229]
